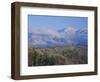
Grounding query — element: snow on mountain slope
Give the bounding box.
[28,27,87,48]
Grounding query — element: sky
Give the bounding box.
[28,15,88,48]
[28,15,88,31]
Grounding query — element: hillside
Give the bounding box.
[28,46,87,66]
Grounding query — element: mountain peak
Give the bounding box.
[58,27,77,33]
[28,27,87,48]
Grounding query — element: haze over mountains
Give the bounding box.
[28,27,87,48]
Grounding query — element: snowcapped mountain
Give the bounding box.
[28,27,87,48]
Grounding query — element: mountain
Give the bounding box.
[28,27,87,48]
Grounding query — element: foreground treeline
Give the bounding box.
[28,46,87,66]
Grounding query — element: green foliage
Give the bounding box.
[28,46,87,66]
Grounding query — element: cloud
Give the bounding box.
[29,27,61,38]
[28,27,87,48]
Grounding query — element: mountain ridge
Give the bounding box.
[28,27,87,48]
